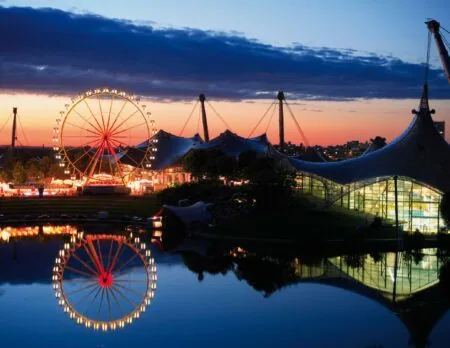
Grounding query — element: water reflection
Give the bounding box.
[53,233,156,331]
[158,234,450,348]
[0,225,449,347]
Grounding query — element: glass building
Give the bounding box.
[288,85,450,233]
[296,174,445,233]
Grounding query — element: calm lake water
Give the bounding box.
[0,224,449,348]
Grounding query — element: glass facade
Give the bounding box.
[296,173,445,233]
[328,248,440,298]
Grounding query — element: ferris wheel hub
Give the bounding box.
[98,272,113,288]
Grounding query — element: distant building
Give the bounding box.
[434,121,445,138]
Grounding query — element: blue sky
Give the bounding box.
[3,0,450,65]
[1,2,450,100]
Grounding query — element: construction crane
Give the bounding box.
[426,19,450,84]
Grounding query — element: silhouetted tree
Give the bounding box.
[12,161,27,184]
[38,156,53,177]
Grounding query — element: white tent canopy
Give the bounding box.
[288,85,450,193]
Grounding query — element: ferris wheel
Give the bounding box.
[53,233,156,331]
[53,88,158,185]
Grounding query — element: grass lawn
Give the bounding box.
[210,194,396,241]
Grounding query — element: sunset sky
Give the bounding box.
[1,1,450,146]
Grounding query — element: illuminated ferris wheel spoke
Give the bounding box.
[65,282,99,297]
[114,280,148,283]
[71,142,102,167]
[106,95,114,131]
[107,99,128,135]
[109,287,126,317]
[98,98,106,132]
[97,288,106,315]
[71,253,101,276]
[109,110,139,136]
[84,286,103,316]
[106,288,113,321]
[111,121,148,137]
[84,100,105,134]
[113,282,147,298]
[65,265,99,278]
[65,121,101,136]
[107,239,114,268]
[86,238,106,274]
[72,108,103,135]
[107,144,126,179]
[113,252,139,275]
[83,242,105,275]
[107,240,124,274]
[96,238,105,270]
[110,285,138,308]
[96,141,107,176]
[63,135,101,138]
[109,137,129,148]
[81,143,105,179]
[64,278,99,283]
[73,282,103,308]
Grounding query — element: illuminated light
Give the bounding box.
[1,230,10,242]
[152,220,162,229]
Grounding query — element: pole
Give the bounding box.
[277,91,285,153]
[394,176,402,249]
[199,94,209,142]
[11,107,17,149]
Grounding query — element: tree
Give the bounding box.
[12,161,28,184]
[0,169,12,183]
[440,192,450,227]
[39,156,53,177]
[183,149,237,181]
[26,160,44,182]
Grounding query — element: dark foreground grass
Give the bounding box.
[0,195,160,219]
[210,194,396,242]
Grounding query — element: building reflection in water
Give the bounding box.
[164,236,449,348]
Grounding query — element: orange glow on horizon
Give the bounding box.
[0,92,449,147]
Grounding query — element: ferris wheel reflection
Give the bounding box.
[53,233,156,331]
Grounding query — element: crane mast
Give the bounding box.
[426,19,450,84]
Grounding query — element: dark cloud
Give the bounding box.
[0,6,448,101]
